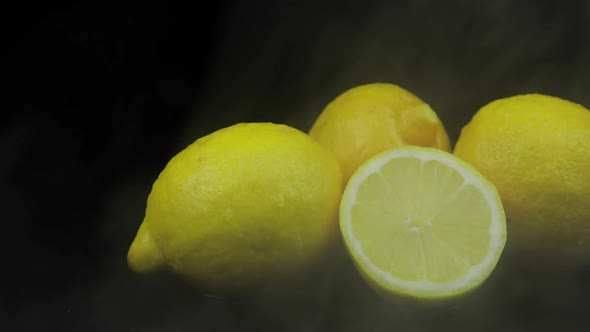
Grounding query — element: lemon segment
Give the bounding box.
[340,146,506,299]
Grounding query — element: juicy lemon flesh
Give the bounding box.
[341,147,506,299]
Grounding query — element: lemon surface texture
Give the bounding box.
[454,94,590,264]
[309,83,450,183]
[127,122,343,292]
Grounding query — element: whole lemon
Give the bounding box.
[453,94,590,264]
[127,122,343,292]
[309,83,450,183]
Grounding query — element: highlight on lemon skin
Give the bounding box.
[309,82,450,183]
[339,146,507,300]
[126,122,343,293]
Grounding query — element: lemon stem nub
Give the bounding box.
[127,221,166,273]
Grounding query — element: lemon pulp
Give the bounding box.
[340,146,506,299]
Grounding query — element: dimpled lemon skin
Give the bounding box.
[309,83,450,183]
[127,122,343,292]
[454,94,590,264]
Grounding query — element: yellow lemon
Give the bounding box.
[453,94,590,264]
[340,146,506,299]
[309,83,451,183]
[127,122,343,292]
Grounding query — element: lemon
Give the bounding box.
[453,94,590,264]
[127,122,343,292]
[340,146,506,299]
[309,83,451,183]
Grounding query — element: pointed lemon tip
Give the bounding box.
[127,221,166,273]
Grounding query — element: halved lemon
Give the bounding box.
[340,146,506,299]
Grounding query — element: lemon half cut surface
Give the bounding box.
[340,146,507,299]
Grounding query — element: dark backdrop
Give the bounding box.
[6,1,590,331]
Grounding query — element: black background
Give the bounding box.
[6,1,590,331]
